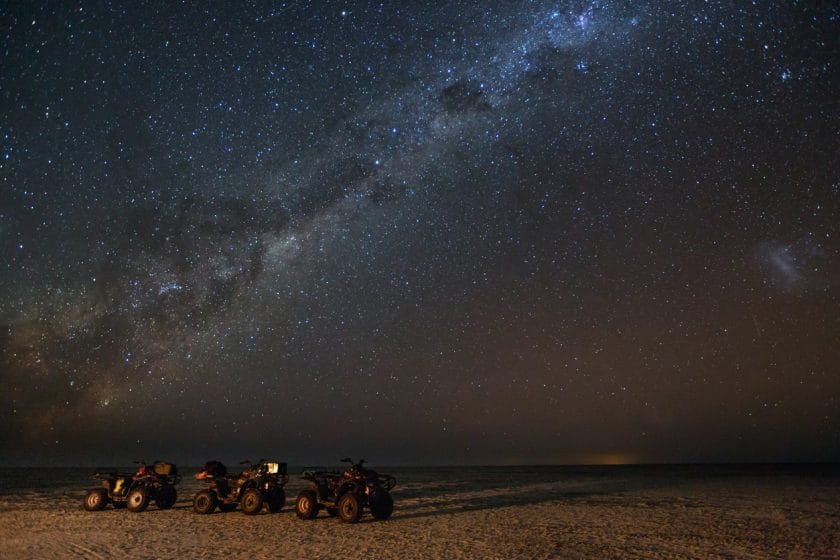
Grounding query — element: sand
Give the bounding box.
[0,466,837,559]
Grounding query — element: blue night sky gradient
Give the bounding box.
[1,1,838,465]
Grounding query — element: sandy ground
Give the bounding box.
[0,468,838,559]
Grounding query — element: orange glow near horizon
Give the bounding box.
[578,453,638,465]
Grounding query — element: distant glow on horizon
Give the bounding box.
[578,454,639,466]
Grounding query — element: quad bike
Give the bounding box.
[83,461,179,512]
[296,458,396,523]
[192,459,288,515]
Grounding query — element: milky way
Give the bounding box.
[1,1,838,465]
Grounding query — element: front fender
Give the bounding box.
[239,480,257,492]
[336,482,359,498]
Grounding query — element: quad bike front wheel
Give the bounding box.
[193,490,218,514]
[240,488,264,515]
[295,490,319,519]
[84,489,107,511]
[337,492,362,524]
[155,485,177,509]
[127,487,150,513]
[369,490,394,520]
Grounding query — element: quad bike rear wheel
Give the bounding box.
[84,489,107,511]
[267,488,285,513]
[127,487,150,513]
[337,492,362,523]
[155,485,177,509]
[295,490,319,519]
[240,488,264,515]
[193,490,218,514]
[369,490,394,520]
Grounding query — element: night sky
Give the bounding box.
[1,1,838,466]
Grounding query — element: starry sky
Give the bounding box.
[1,1,838,466]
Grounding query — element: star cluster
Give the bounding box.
[1,1,838,465]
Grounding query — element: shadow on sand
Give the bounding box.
[390,476,672,521]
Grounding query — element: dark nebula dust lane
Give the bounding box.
[1,1,838,466]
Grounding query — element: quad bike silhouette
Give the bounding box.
[193,459,288,515]
[295,458,396,523]
[83,461,179,512]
